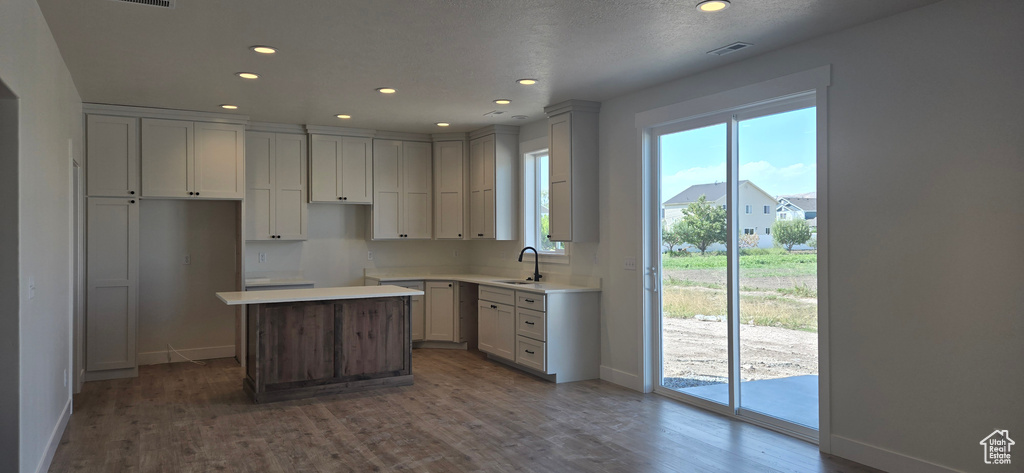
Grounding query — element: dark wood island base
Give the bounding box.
[243,296,412,403]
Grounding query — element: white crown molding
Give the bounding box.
[82,103,249,125]
[468,124,520,140]
[304,125,377,138]
[544,99,601,117]
[246,121,306,134]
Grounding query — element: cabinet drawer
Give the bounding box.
[515,336,547,373]
[479,285,515,305]
[516,308,546,341]
[516,292,546,311]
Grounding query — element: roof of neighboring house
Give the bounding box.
[778,196,817,212]
[665,181,745,205]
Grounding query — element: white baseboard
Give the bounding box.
[600,365,643,391]
[831,435,962,473]
[137,345,235,366]
[34,398,71,473]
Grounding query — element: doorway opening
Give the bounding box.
[641,67,830,443]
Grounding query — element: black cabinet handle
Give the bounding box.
[524,321,535,326]
[458,233,462,237]
[189,192,194,195]
[195,192,200,196]
[524,299,535,303]
[343,197,348,200]
[525,350,535,355]
[448,283,452,287]
[477,233,484,237]
[129,190,135,195]
[547,235,551,238]
[490,304,497,309]
[129,200,135,204]
[338,197,343,200]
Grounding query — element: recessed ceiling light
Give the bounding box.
[236,72,260,80]
[494,99,511,105]
[250,45,277,54]
[697,0,730,12]
[336,114,351,119]
[436,122,450,127]
[516,79,538,85]
[220,104,238,110]
[376,87,397,94]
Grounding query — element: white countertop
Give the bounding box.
[244,278,315,288]
[217,285,424,306]
[364,273,600,294]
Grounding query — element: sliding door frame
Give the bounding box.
[637,65,832,449]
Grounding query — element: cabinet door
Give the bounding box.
[274,134,307,240]
[434,141,464,239]
[372,140,402,239]
[309,134,341,202]
[245,132,275,240]
[401,141,432,239]
[494,303,516,360]
[469,137,486,238]
[391,281,424,341]
[86,197,138,371]
[194,122,245,199]
[340,137,373,203]
[87,115,138,197]
[548,113,573,241]
[425,282,455,341]
[337,298,409,377]
[141,118,192,198]
[477,301,498,355]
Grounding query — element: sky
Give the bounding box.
[660,107,816,201]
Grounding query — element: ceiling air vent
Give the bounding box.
[707,42,752,56]
[108,0,176,9]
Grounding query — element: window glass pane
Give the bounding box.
[536,155,563,253]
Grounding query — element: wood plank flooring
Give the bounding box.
[50,349,881,473]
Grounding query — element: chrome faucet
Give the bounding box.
[518,247,543,282]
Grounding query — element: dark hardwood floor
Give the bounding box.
[50,349,880,472]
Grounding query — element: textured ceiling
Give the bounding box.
[38,0,939,133]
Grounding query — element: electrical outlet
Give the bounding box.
[367,251,374,261]
[258,252,266,263]
[624,257,637,271]
[27,277,35,300]
[183,254,191,265]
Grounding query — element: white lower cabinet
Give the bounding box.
[86,197,139,372]
[425,281,457,341]
[477,295,515,360]
[479,285,599,383]
[388,281,425,341]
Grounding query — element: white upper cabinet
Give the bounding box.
[545,100,600,242]
[371,139,433,240]
[468,126,518,240]
[433,140,465,240]
[141,118,244,199]
[87,115,138,198]
[309,134,373,204]
[246,132,307,241]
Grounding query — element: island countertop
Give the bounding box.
[216,285,424,306]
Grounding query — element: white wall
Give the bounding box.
[138,200,237,361]
[597,0,1023,471]
[0,0,83,471]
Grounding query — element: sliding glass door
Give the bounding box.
[654,94,819,438]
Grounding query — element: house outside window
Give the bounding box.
[744,228,754,235]
[764,205,770,214]
[745,204,752,214]
[765,228,771,235]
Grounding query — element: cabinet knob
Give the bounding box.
[189,192,194,195]
[343,197,348,200]
[129,190,135,195]
[458,233,462,237]
[338,197,343,200]
[448,283,452,287]
[195,192,200,196]
[129,200,135,204]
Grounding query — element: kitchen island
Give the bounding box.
[217,285,422,403]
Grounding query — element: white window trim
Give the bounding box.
[521,143,570,265]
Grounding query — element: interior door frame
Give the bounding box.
[637,65,832,449]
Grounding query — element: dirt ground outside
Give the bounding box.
[660,264,818,389]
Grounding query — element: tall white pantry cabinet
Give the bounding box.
[84,107,245,380]
[544,100,600,242]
